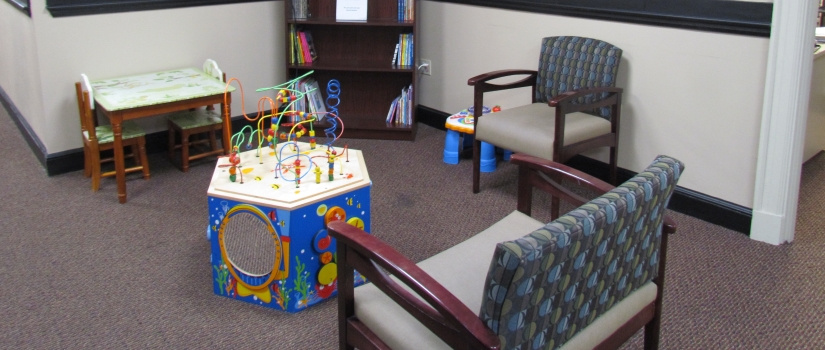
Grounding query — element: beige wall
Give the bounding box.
[1,0,283,154]
[1,0,771,208]
[418,2,770,207]
[1,2,41,145]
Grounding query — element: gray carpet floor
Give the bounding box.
[1,103,823,349]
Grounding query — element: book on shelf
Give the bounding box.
[386,84,413,126]
[290,25,318,64]
[291,0,308,19]
[287,77,327,118]
[397,0,414,21]
[391,43,400,66]
[393,33,413,68]
[299,31,312,64]
[291,25,304,64]
[305,78,327,117]
[289,25,296,64]
[304,31,318,62]
[386,96,400,124]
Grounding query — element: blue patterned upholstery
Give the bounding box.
[536,36,622,119]
[480,155,683,349]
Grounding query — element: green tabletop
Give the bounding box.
[90,68,235,112]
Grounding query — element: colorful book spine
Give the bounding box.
[299,31,312,64]
[391,43,400,67]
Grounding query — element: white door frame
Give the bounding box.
[751,0,818,244]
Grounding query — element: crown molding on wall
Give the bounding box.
[4,0,30,16]
[432,0,772,37]
[45,0,270,17]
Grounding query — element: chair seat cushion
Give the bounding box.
[168,109,222,129]
[353,211,545,349]
[86,120,145,144]
[475,103,611,160]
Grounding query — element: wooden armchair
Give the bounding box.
[469,36,623,193]
[329,154,684,350]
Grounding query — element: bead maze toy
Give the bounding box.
[206,72,371,313]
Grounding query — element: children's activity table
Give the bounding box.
[91,68,235,203]
[206,141,371,312]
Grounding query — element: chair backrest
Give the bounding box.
[203,59,224,82]
[75,76,98,142]
[535,36,622,119]
[202,59,225,112]
[479,155,683,349]
[79,73,95,111]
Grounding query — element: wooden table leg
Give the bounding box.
[222,92,232,154]
[111,113,127,203]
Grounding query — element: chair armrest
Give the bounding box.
[328,221,500,350]
[510,153,615,215]
[467,69,537,88]
[548,86,623,114]
[468,70,538,120]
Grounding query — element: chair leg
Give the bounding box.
[91,151,102,192]
[138,138,150,180]
[551,196,561,220]
[181,130,191,172]
[643,312,661,350]
[129,144,140,166]
[168,122,176,163]
[83,145,92,178]
[209,127,220,152]
[609,146,618,186]
[472,138,481,193]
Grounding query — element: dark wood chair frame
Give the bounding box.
[330,153,675,350]
[75,82,150,191]
[468,69,623,194]
[167,72,227,172]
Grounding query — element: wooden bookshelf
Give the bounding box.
[285,0,418,140]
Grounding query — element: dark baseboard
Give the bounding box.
[2,93,752,234]
[0,85,255,176]
[417,105,449,131]
[0,86,49,173]
[418,105,753,235]
[564,156,752,234]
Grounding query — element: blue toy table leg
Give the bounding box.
[463,133,474,151]
[443,129,460,164]
[501,149,512,161]
[480,141,496,172]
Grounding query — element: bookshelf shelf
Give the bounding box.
[285,0,418,141]
[288,18,415,27]
[287,62,416,73]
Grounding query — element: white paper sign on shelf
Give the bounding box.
[336,0,367,21]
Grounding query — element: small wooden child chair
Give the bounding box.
[167,59,227,172]
[75,74,150,191]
